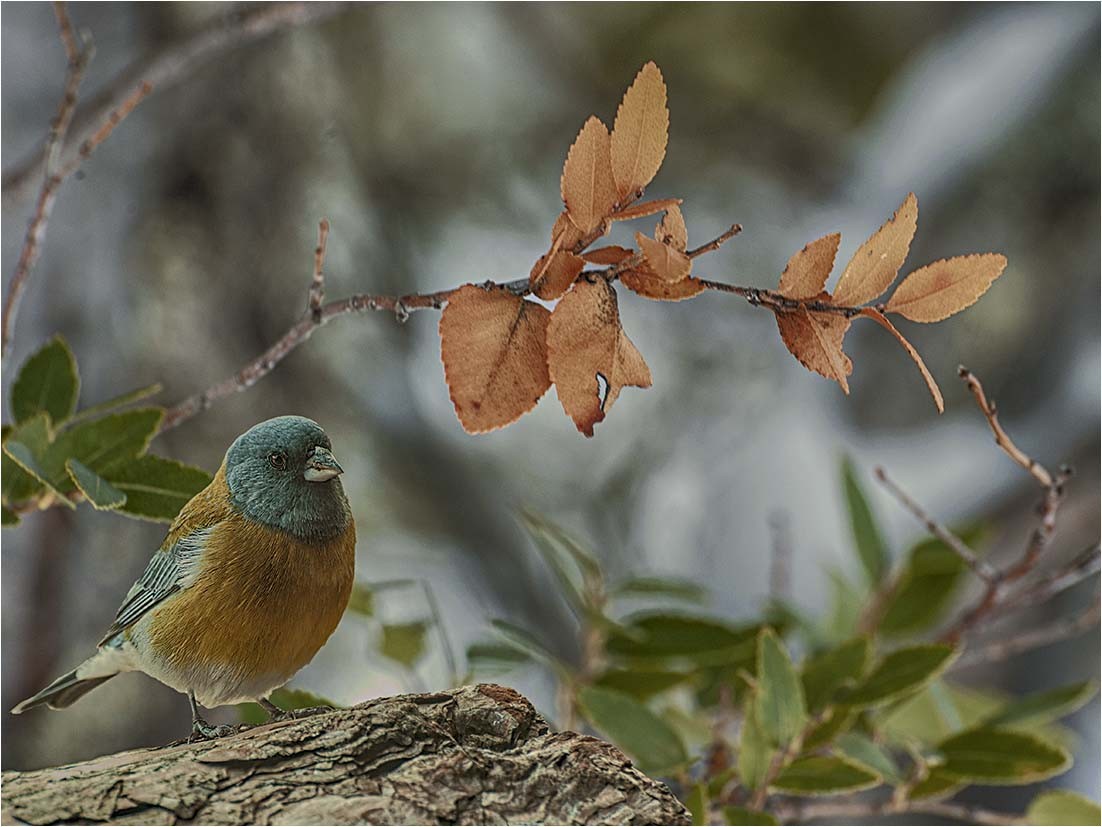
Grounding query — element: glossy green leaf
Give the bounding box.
[1027,790,1102,826]
[613,576,707,603]
[346,583,374,616]
[2,417,46,506]
[841,457,889,585]
[879,525,987,636]
[937,728,1071,784]
[984,682,1097,728]
[380,621,428,667]
[106,454,212,522]
[606,613,759,668]
[843,644,958,707]
[68,383,163,425]
[738,696,773,791]
[594,668,691,700]
[238,686,337,725]
[825,568,865,642]
[723,807,778,826]
[577,686,688,775]
[755,628,806,745]
[772,754,881,795]
[48,408,163,483]
[801,638,870,712]
[65,458,125,509]
[835,732,901,783]
[908,768,963,801]
[684,783,709,826]
[4,436,75,509]
[803,707,857,750]
[519,509,601,617]
[11,336,79,425]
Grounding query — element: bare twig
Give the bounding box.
[2,2,348,204]
[953,598,1100,670]
[687,223,742,258]
[1000,544,1101,612]
[308,218,330,321]
[52,2,81,65]
[774,798,1025,826]
[873,466,1001,583]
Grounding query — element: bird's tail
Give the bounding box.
[11,647,130,714]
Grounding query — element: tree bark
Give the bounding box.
[1,684,690,826]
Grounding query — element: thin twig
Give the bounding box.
[873,466,1001,583]
[3,2,348,204]
[1000,544,1101,612]
[308,218,330,321]
[953,599,1100,670]
[52,2,81,65]
[774,798,1025,826]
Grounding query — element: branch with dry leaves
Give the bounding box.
[159,62,1008,438]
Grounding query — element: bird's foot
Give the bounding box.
[189,717,235,742]
[259,697,333,722]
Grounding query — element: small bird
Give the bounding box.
[12,416,356,739]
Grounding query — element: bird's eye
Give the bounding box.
[268,452,287,470]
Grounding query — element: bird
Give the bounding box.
[12,415,356,740]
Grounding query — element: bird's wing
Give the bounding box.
[98,526,214,646]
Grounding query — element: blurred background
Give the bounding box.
[2,0,1098,809]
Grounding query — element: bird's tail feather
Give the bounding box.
[11,669,115,714]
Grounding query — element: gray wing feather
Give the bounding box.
[98,528,212,645]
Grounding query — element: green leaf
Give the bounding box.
[48,408,163,483]
[723,807,778,826]
[908,768,963,801]
[825,568,865,643]
[346,583,374,617]
[11,336,79,425]
[803,707,857,750]
[238,686,337,725]
[879,525,987,636]
[594,668,691,700]
[519,509,602,617]
[843,644,958,708]
[2,414,50,506]
[613,576,707,603]
[65,458,126,509]
[105,454,212,522]
[1027,791,1102,826]
[738,696,774,791]
[380,621,428,668]
[68,383,163,425]
[490,619,567,675]
[1,505,18,526]
[835,732,901,783]
[606,613,760,668]
[4,438,75,509]
[466,642,530,675]
[754,628,806,745]
[983,682,1097,728]
[801,638,870,712]
[577,685,688,775]
[841,457,889,586]
[772,754,881,795]
[684,783,709,826]
[937,728,1071,784]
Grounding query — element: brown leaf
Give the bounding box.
[547,278,652,436]
[833,193,918,306]
[610,197,682,222]
[611,62,669,201]
[551,211,585,251]
[439,285,552,434]
[636,232,692,283]
[583,245,635,266]
[885,254,1008,322]
[777,233,840,300]
[622,270,707,302]
[656,204,688,252]
[860,308,944,413]
[775,304,853,393]
[530,250,585,301]
[561,116,617,234]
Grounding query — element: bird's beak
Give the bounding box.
[304,446,344,482]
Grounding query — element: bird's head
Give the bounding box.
[225,416,351,542]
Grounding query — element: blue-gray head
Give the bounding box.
[225,416,350,542]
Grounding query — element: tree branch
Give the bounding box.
[953,598,1100,670]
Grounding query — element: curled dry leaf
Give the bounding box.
[582,245,635,266]
[833,193,918,307]
[885,254,1008,323]
[611,61,670,202]
[622,270,707,302]
[531,250,586,301]
[775,301,853,394]
[636,232,692,283]
[561,116,617,235]
[439,285,552,434]
[656,205,688,252]
[609,198,682,223]
[860,308,944,413]
[547,278,652,436]
[778,232,841,300]
[551,211,585,251]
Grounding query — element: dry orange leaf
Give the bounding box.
[583,245,635,266]
[833,193,918,307]
[656,204,688,252]
[551,211,585,251]
[561,116,618,235]
[547,278,652,436]
[778,232,841,300]
[860,308,944,413]
[622,270,707,302]
[885,253,1008,323]
[439,285,552,434]
[636,232,692,283]
[610,197,682,223]
[611,62,669,202]
[531,250,586,301]
[775,304,853,394]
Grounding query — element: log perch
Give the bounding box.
[1,684,690,825]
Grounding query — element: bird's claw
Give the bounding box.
[189,718,234,742]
